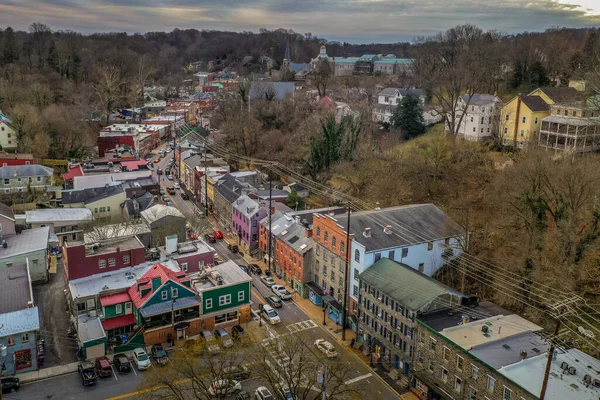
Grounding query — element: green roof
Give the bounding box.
[358,258,461,310]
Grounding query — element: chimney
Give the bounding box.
[363,227,371,238]
[383,225,392,235]
[305,229,312,238]
[519,350,527,360]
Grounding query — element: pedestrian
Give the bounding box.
[350,338,356,348]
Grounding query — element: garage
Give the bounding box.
[77,315,107,359]
[84,342,106,360]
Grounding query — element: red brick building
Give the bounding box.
[63,236,146,282]
[273,221,313,297]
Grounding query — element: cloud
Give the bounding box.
[0,0,599,43]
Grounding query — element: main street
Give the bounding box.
[7,143,402,400]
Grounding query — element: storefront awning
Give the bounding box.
[323,295,343,311]
[306,282,323,297]
[174,322,190,330]
[101,314,136,331]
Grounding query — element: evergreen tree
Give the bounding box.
[46,40,59,73]
[510,59,525,89]
[285,189,304,210]
[2,27,19,65]
[392,93,426,139]
[526,61,550,88]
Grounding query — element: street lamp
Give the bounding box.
[322,302,326,326]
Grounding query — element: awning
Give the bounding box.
[323,295,343,311]
[101,314,136,331]
[174,322,190,330]
[101,292,131,307]
[306,282,323,297]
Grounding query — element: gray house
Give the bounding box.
[140,205,186,247]
[0,226,50,283]
[0,165,54,192]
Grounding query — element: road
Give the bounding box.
[9,143,402,400]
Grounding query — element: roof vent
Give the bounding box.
[519,350,527,360]
[561,362,570,371]
[481,325,489,334]
[363,228,371,238]
[568,366,576,375]
[383,225,392,235]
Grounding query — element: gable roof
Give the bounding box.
[0,164,53,179]
[0,307,39,336]
[214,174,255,204]
[359,258,462,310]
[290,63,310,73]
[520,95,549,112]
[533,86,582,104]
[123,191,154,216]
[232,195,261,218]
[140,204,184,224]
[335,204,463,252]
[63,165,85,181]
[462,93,501,106]
[127,263,189,309]
[0,112,14,127]
[62,183,124,205]
[25,208,92,223]
[0,202,15,221]
[277,222,313,254]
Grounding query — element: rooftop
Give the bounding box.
[0,264,33,313]
[417,301,505,332]
[277,222,313,254]
[249,82,295,101]
[469,331,550,369]
[192,260,252,292]
[74,171,152,189]
[62,183,125,205]
[534,86,583,104]
[141,204,185,224]
[232,195,261,218]
[462,93,501,105]
[0,164,53,179]
[123,192,155,216]
[0,202,15,221]
[335,204,464,252]
[128,263,191,308]
[499,348,600,400]
[160,238,213,258]
[521,95,549,112]
[100,292,131,307]
[68,236,144,256]
[0,226,50,259]
[25,208,92,224]
[441,314,543,350]
[359,258,463,311]
[542,115,600,126]
[84,221,151,244]
[77,314,106,343]
[0,307,40,336]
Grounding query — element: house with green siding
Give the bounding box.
[192,260,253,330]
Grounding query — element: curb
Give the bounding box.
[19,365,79,384]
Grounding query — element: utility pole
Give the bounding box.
[267,180,273,273]
[540,319,561,400]
[341,204,351,341]
[204,146,208,217]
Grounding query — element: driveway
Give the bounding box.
[32,259,78,367]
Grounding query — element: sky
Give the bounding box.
[1,0,600,43]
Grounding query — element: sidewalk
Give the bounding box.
[18,362,79,384]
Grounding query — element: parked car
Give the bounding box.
[239,264,249,274]
[157,168,163,175]
[167,174,174,180]
[261,304,281,325]
[281,387,294,400]
[227,243,239,253]
[165,147,172,153]
[231,325,249,342]
[181,192,189,200]
[214,327,234,348]
[167,187,176,195]
[267,295,282,308]
[95,356,112,378]
[236,391,251,400]
[213,230,224,239]
[162,195,170,202]
[78,361,98,386]
[255,386,274,400]
[314,339,338,358]
[113,353,132,373]
[223,365,250,380]
[174,183,180,189]
[151,344,169,365]
[271,284,292,300]
[159,187,165,195]
[153,159,159,164]
[201,329,221,354]
[205,233,216,243]
[133,348,151,370]
[1,377,20,394]
[260,275,276,287]
[249,264,262,275]
[210,379,241,397]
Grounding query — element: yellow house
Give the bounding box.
[62,184,126,220]
[500,95,549,148]
[568,79,586,92]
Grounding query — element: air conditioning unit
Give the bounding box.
[584,374,592,384]
[568,366,576,375]
[560,362,569,371]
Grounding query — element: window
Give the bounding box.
[534,117,539,124]
[486,376,495,393]
[116,304,122,314]
[428,359,435,372]
[181,262,188,272]
[573,110,577,117]
[429,337,437,351]
[36,176,41,182]
[20,333,30,343]
[316,246,320,256]
[3,179,8,185]
[171,288,178,298]
[238,291,245,301]
[402,248,408,257]
[94,208,98,213]
[441,367,448,382]
[502,387,512,400]
[388,250,395,260]
[442,346,450,361]
[505,114,509,121]
[7,336,15,346]
[522,116,526,123]
[324,232,328,243]
[454,376,462,393]
[472,127,476,132]
[374,253,381,262]
[427,242,433,251]
[480,128,484,133]
[353,268,359,280]
[316,227,321,237]
[161,290,168,300]
[340,241,345,253]
[456,355,464,371]
[469,387,477,400]
[99,207,106,213]
[219,294,231,306]
[504,127,508,134]
[471,365,479,380]
[557,108,561,115]
[520,130,524,137]
[564,109,568,116]
[98,259,106,269]
[206,298,213,309]
[354,249,360,262]
[418,263,424,272]
[470,117,474,122]
[108,257,116,267]
[332,236,336,249]
[353,285,358,296]
[107,206,111,212]
[123,255,130,264]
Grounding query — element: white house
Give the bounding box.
[372,88,426,124]
[448,94,502,141]
[0,112,17,151]
[335,204,465,312]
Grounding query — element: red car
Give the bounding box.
[153,159,159,164]
[213,230,224,239]
[95,356,112,378]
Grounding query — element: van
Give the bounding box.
[261,304,281,325]
[214,328,234,348]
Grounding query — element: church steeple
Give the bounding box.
[284,39,291,63]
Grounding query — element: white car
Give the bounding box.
[209,379,241,396]
[132,348,152,370]
[260,275,276,287]
[261,304,281,325]
[314,339,338,358]
[165,147,172,153]
[255,386,274,400]
[271,285,292,300]
[174,183,180,189]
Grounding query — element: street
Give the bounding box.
[8,142,401,400]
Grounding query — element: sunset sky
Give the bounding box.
[1,0,600,43]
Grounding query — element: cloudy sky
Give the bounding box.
[1,0,600,43]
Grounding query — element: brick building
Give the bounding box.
[274,220,313,297]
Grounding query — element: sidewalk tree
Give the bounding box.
[391,93,426,139]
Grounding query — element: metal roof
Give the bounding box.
[0,226,49,259]
[25,208,92,224]
[0,307,40,336]
[62,183,125,205]
[139,296,199,317]
[0,264,33,313]
[140,204,184,224]
[249,82,295,101]
[0,164,53,179]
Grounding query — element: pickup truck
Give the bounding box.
[78,361,98,386]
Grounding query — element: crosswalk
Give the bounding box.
[286,319,318,333]
[261,337,291,369]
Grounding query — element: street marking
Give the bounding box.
[286,319,318,333]
[131,365,138,376]
[344,373,373,385]
[251,289,265,304]
[111,365,118,380]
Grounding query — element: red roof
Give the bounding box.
[101,314,136,331]
[63,165,84,181]
[318,96,337,109]
[127,263,185,309]
[121,160,147,171]
[100,292,131,307]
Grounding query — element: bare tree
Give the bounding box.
[93,65,124,125]
[313,59,332,97]
[135,55,156,117]
[29,22,51,68]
